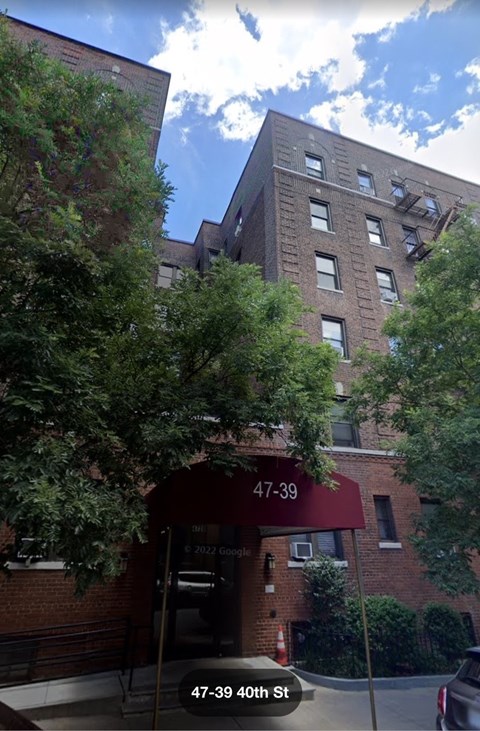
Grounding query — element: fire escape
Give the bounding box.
[392,178,467,260]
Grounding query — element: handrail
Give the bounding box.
[0,616,128,637]
[0,617,131,688]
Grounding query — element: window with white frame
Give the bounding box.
[156,264,183,288]
[289,531,344,561]
[402,226,419,254]
[376,268,398,303]
[305,153,325,180]
[358,171,375,195]
[310,199,332,232]
[321,317,347,358]
[316,254,340,290]
[366,216,387,247]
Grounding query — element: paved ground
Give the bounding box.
[38,684,439,730]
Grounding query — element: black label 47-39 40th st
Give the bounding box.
[178,668,303,717]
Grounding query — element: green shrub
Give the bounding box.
[303,555,348,620]
[422,603,469,664]
[346,595,419,677]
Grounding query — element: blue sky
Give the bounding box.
[6,0,480,243]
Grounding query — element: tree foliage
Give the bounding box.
[349,213,480,595]
[0,19,339,593]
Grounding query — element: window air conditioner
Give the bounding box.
[381,291,398,303]
[291,542,313,560]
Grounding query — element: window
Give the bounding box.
[424,196,440,217]
[388,337,400,354]
[331,399,359,447]
[234,207,243,236]
[402,226,419,254]
[316,254,340,290]
[310,199,332,232]
[156,264,183,288]
[376,268,398,304]
[358,171,375,195]
[322,317,347,358]
[289,531,344,561]
[305,153,325,180]
[420,498,439,521]
[374,497,397,541]
[15,538,61,563]
[366,216,387,247]
[207,249,219,267]
[391,181,406,199]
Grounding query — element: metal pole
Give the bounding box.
[152,526,173,731]
[351,529,377,731]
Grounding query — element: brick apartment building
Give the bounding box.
[1,17,480,675]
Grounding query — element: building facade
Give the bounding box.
[156,110,480,659]
[1,17,480,678]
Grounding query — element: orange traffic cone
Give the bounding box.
[275,624,288,666]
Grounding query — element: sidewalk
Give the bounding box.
[0,659,441,730]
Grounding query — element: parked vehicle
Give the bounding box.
[437,647,480,729]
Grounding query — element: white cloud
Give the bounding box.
[150,1,461,147]
[425,121,445,134]
[149,0,437,135]
[306,93,480,184]
[461,58,480,94]
[216,99,265,141]
[103,12,114,34]
[413,72,441,94]
[425,0,456,14]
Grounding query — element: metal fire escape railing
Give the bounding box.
[391,177,467,260]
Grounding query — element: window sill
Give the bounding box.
[318,287,344,294]
[311,227,335,235]
[7,561,65,570]
[288,560,348,568]
[378,542,402,550]
[369,243,389,249]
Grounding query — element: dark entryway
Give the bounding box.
[153,525,239,660]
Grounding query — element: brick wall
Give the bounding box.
[6,16,170,160]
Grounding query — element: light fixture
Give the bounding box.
[265,552,276,572]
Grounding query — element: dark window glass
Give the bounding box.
[424,197,440,216]
[289,531,343,560]
[392,182,406,198]
[331,400,359,447]
[374,496,397,541]
[402,226,418,254]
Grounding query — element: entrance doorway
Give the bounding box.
[153,525,238,660]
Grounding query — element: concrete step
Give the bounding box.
[122,665,315,716]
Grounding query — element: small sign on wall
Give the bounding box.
[265,584,275,593]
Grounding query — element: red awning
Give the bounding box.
[156,456,365,531]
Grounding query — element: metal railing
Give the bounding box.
[0,617,131,688]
